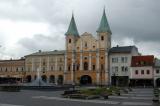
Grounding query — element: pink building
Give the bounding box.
[130,55,154,87]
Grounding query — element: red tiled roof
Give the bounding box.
[131,55,154,67]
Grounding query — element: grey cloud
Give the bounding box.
[0,0,160,58]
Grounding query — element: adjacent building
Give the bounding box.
[109,46,139,86]
[0,59,25,84]
[154,58,160,87]
[130,55,154,87]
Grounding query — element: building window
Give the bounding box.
[51,66,53,71]
[68,65,70,71]
[77,47,79,50]
[43,62,45,65]
[121,66,125,71]
[147,70,150,74]
[85,42,87,48]
[101,64,104,70]
[141,70,144,74]
[84,62,88,70]
[125,67,128,71]
[112,57,118,63]
[101,36,104,40]
[5,68,7,72]
[43,67,45,71]
[16,68,18,72]
[93,46,95,48]
[156,70,159,74]
[121,57,127,63]
[22,67,23,71]
[101,57,103,59]
[77,64,79,70]
[69,39,71,43]
[84,57,87,60]
[59,66,62,71]
[60,58,62,62]
[135,70,138,75]
[92,65,95,70]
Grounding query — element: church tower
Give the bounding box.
[97,8,112,50]
[96,8,112,85]
[64,14,79,84]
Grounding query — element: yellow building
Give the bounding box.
[0,59,25,84]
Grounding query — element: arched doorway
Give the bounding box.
[49,75,55,83]
[41,75,47,82]
[26,75,32,83]
[156,78,160,87]
[57,75,63,85]
[80,75,92,85]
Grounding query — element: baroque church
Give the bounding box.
[64,8,111,85]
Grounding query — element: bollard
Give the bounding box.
[152,88,159,102]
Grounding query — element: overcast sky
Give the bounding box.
[0,0,160,59]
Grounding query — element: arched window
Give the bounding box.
[84,62,88,70]
[68,65,71,71]
[69,39,71,43]
[101,36,104,40]
[85,42,87,47]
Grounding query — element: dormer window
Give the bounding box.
[101,36,104,40]
[69,39,71,43]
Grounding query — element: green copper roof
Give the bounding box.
[65,14,79,36]
[97,9,112,34]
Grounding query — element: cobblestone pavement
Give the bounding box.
[0,88,159,106]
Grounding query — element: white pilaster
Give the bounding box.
[47,56,50,71]
[96,51,100,84]
[80,39,83,71]
[39,57,42,72]
[32,58,34,71]
[89,53,92,71]
[71,52,74,83]
[105,51,109,85]
[64,53,67,83]
[80,52,83,70]
[55,57,58,71]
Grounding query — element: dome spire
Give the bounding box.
[65,12,79,36]
[97,7,112,34]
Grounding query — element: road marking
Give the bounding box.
[122,102,152,106]
[32,96,120,105]
[110,96,152,100]
[0,103,24,106]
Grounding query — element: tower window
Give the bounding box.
[69,39,71,43]
[68,65,71,71]
[101,36,104,40]
[85,42,87,47]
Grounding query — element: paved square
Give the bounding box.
[0,88,158,106]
